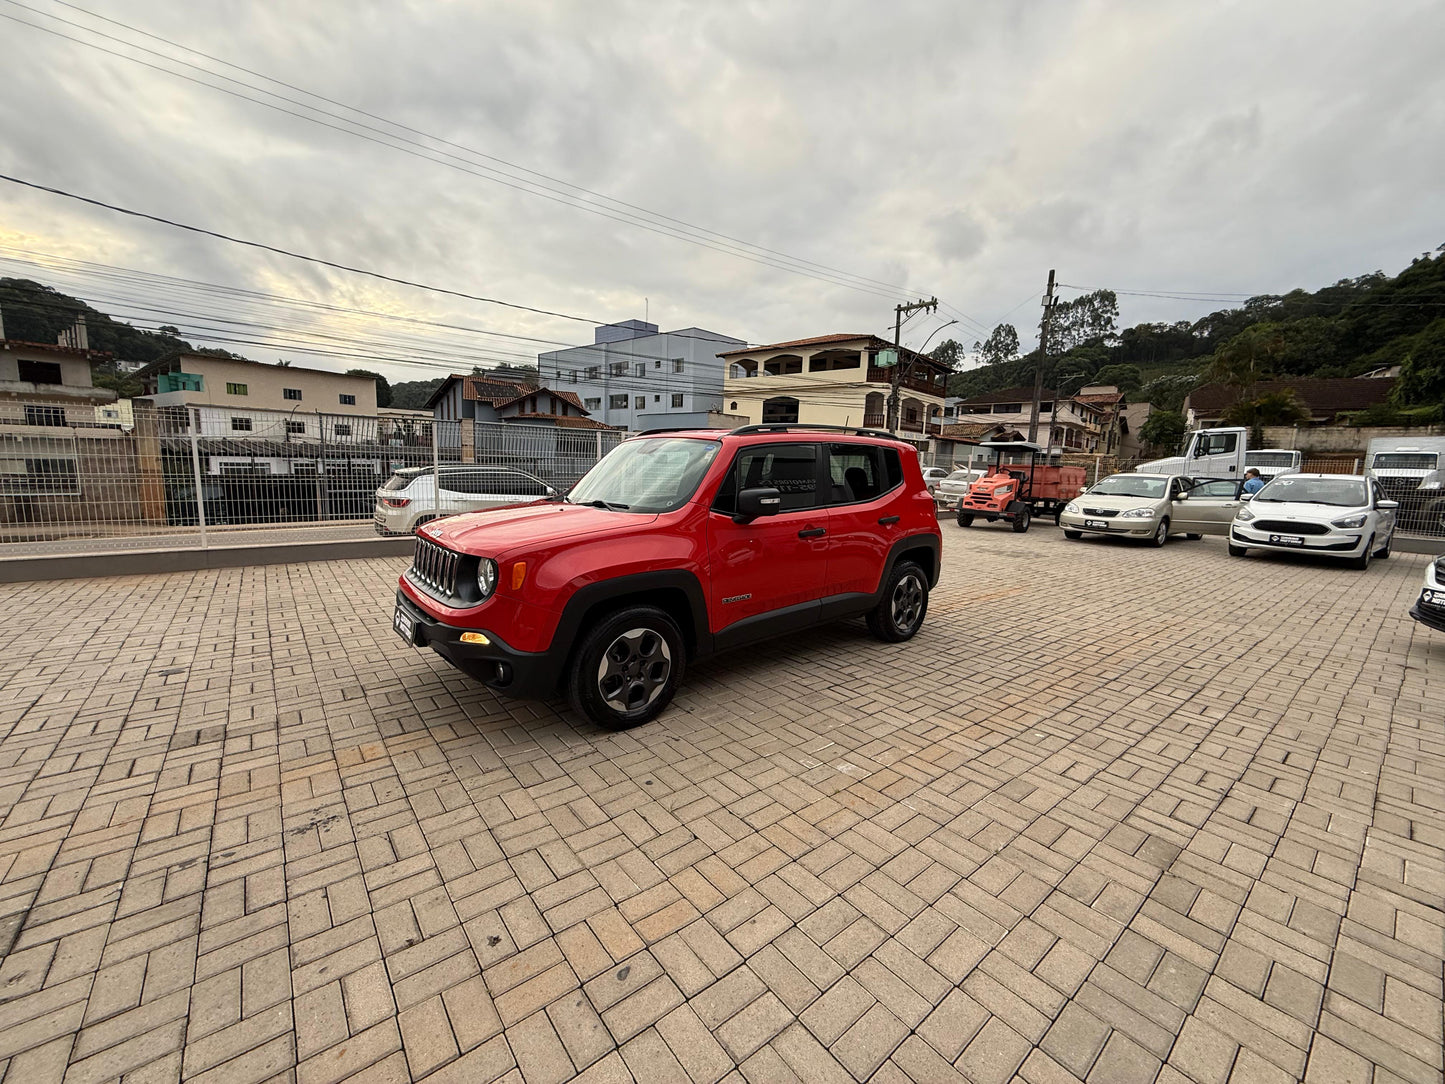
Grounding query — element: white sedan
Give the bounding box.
[933,468,985,507]
[1229,474,1398,570]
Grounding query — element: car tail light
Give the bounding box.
[382,497,411,508]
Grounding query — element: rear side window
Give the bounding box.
[881,447,904,491]
[382,471,422,492]
[827,444,882,503]
[712,443,820,514]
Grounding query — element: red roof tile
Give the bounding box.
[1187,378,1395,421]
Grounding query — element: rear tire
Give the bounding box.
[867,561,929,643]
[1151,518,1169,547]
[567,606,685,729]
[1184,533,1203,541]
[1228,543,1248,557]
[956,512,974,528]
[1063,530,1082,540]
[1349,536,1374,572]
[1012,509,1031,533]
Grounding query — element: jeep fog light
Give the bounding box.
[460,631,490,645]
[476,558,498,599]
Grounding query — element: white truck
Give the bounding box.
[1365,437,1445,499]
[1135,427,1302,480]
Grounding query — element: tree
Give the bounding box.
[1090,364,1143,392]
[346,368,392,407]
[390,378,445,409]
[976,324,1019,367]
[1388,317,1445,407]
[928,339,965,371]
[1220,389,1310,427]
[1050,289,1119,353]
[1139,410,1186,452]
[1207,324,1285,404]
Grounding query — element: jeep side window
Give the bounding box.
[712,443,820,514]
[880,448,904,491]
[826,444,882,503]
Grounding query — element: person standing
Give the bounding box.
[1242,467,1266,495]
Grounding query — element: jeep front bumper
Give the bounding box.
[393,590,558,699]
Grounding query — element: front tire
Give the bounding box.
[568,606,685,729]
[1151,518,1169,547]
[1374,534,1392,559]
[1349,536,1374,572]
[1063,529,1082,540]
[956,512,974,528]
[1184,533,1203,541]
[867,561,929,643]
[1012,508,1031,533]
[1228,543,1248,557]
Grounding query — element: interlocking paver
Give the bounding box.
[0,534,1438,1083]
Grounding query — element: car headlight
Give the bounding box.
[1236,508,1255,522]
[476,558,498,599]
[1331,514,1368,529]
[1064,502,1080,514]
[1119,508,1155,518]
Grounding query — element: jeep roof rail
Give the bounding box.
[729,423,904,440]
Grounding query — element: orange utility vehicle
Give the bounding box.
[955,440,1087,533]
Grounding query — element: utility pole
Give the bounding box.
[1027,270,1057,444]
[887,297,938,433]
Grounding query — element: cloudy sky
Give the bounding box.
[2,0,1442,383]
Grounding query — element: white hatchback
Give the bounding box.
[934,468,986,508]
[374,466,556,535]
[1229,473,1398,570]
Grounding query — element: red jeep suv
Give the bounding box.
[391,424,942,727]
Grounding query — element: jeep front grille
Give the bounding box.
[411,537,460,597]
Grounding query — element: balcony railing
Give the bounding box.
[865,366,946,397]
[863,412,885,428]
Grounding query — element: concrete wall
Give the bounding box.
[1259,424,1445,455]
[0,345,96,387]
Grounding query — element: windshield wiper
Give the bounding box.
[577,499,630,511]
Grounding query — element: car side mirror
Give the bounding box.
[1378,499,1399,510]
[1241,492,1253,501]
[734,487,783,522]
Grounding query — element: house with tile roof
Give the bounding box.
[425,373,618,430]
[1184,377,1396,427]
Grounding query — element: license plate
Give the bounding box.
[1269,534,1306,546]
[1084,519,1108,529]
[393,603,416,644]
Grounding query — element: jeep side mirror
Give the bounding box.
[734,487,783,522]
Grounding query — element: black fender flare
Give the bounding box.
[552,569,712,663]
[881,533,942,588]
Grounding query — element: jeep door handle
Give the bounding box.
[877,515,900,525]
[797,527,826,539]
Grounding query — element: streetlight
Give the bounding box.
[908,319,959,411]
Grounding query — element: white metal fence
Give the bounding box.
[0,401,625,556]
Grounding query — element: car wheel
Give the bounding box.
[1012,508,1031,533]
[1374,534,1392,559]
[1228,543,1248,557]
[1349,536,1374,572]
[1151,518,1169,547]
[1185,533,1203,541]
[867,561,929,643]
[1063,529,1082,540]
[1053,508,1063,527]
[956,513,974,528]
[568,606,685,729]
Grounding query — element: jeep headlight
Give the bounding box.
[1236,508,1255,522]
[1064,501,1080,514]
[1119,507,1154,518]
[1331,514,1368,529]
[476,558,498,599]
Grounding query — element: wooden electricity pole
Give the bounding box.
[887,297,938,433]
[1027,270,1057,444]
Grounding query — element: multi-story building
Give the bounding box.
[134,353,378,441]
[538,320,745,431]
[946,385,1109,452]
[719,334,950,445]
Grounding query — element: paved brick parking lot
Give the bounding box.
[0,529,1440,1084]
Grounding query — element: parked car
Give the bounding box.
[1408,556,1445,632]
[390,425,942,728]
[934,467,985,508]
[374,466,555,535]
[1228,473,1397,569]
[1059,473,1197,546]
[921,466,949,494]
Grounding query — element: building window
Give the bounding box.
[231,416,253,432]
[671,394,684,408]
[730,401,738,411]
[654,395,661,402]
[569,371,577,383]
[339,393,356,405]
[17,359,63,385]
[672,359,685,373]
[610,362,627,376]
[635,363,646,377]
[285,421,305,435]
[609,394,627,409]
[654,359,661,369]
[334,424,352,437]
[635,396,646,409]
[585,397,601,410]
[586,366,600,380]
[156,371,203,393]
[24,405,66,426]
[226,382,248,395]
[283,388,302,401]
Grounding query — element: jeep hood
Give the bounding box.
[420,502,657,552]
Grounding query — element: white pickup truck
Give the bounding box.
[1136,427,1302,480]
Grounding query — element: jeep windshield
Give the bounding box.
[567,437,721,513]
[1255,477,1367,506]
[1089,476,1167,499]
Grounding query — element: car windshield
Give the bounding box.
[567,437,721,513]
[1088,475,1167,499]
[1246,452,1297,468]
[1372,453,1438,470]
[1255,477,1367,506]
